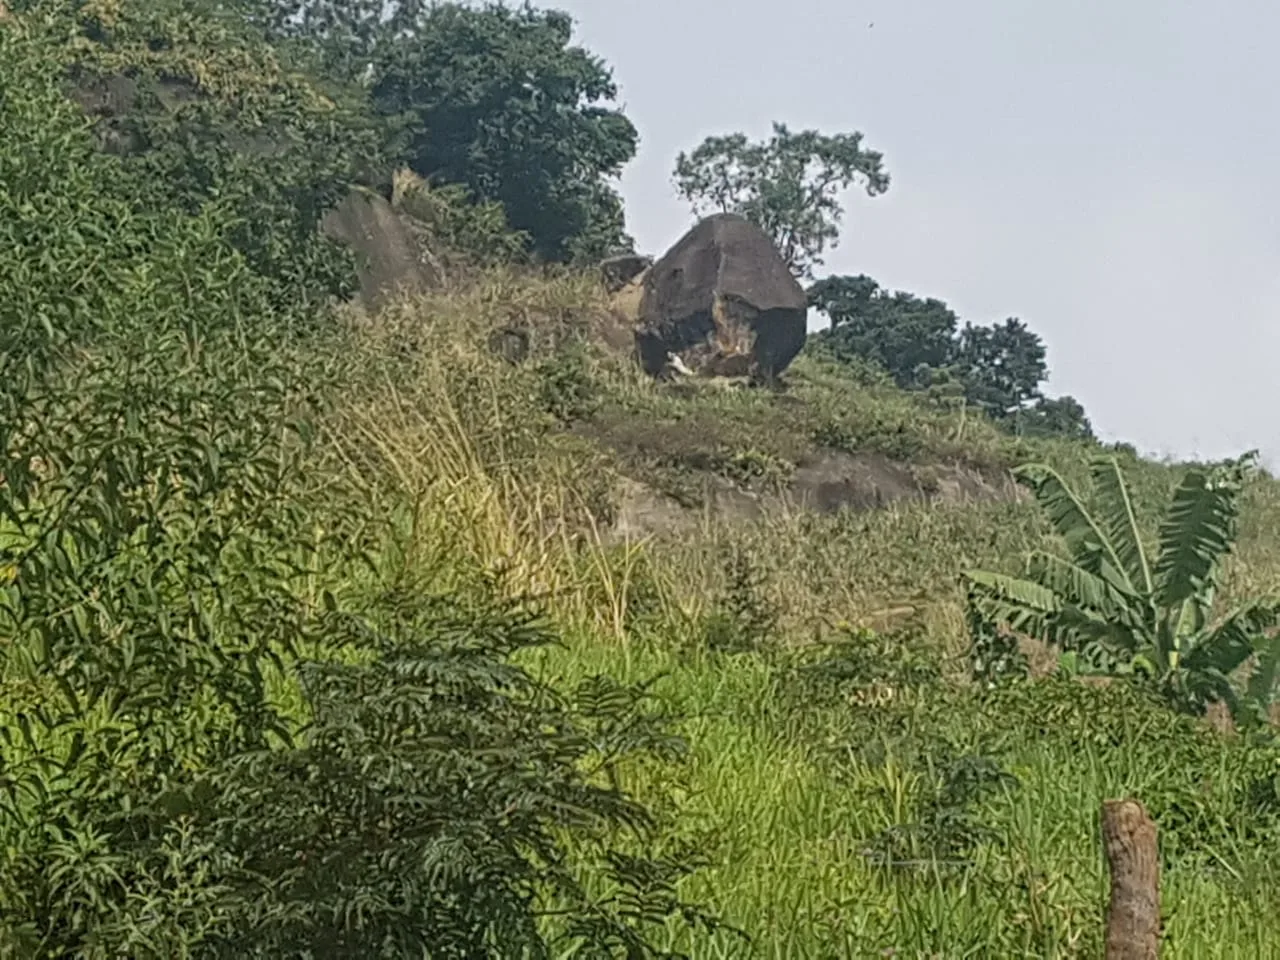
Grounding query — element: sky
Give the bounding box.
[549,0,1280,466]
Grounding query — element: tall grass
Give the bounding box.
[319,276,1280,957]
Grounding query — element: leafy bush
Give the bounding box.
[191,597,718,958]
[535,342,603,425]
[0,11,715,955]
[703,545,779,653]
[392,167,530,266]
[38,0,384,308]
[365,2,639,263]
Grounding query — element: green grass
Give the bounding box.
[308,271,1280,957]
[518,628,1280,958]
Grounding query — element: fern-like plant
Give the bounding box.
[963,452,1280,727]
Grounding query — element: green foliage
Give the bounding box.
[780,624,943,713]
[393,169,530,265]
[964,453,1280,725]
[0,18,328,951]
[195,598,721,958]
[703,546,779,654]
[246,0,419,81]
[807,273,959,387]
[953,318,1048,420]
[354,2,637,263]
[977,677,1280,863]
[0,13,716,955]
[755,625,1280,953]
[865,751,1020,867]
[37,0,386,308]
[809,273,1080,438]
[14,1,1280,954]
[1014,394,1096,441]
[811,411,925,461]
[673,122,889,280]
[535,342,602,425]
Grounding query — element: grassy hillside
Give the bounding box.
[320,271,1280,957]
[6,2,1280,956]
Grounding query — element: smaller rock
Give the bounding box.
[599,253,653,293]
[320,187,441,311]
[487,327,530,365]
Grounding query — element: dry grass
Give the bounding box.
[310,272,1280,957]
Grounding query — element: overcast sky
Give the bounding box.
[549,0,1280,465]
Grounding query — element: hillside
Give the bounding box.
[5,2,1280,958]
[324,274,1280,956]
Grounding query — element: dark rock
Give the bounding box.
[63,69,287,158]
[599,253,652,293]
[635,213,807,381]
[487,327,530,365]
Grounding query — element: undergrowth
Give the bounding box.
[316,275,1280,957]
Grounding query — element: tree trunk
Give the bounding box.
[1102,799,1160,959]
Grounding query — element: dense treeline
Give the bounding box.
[806,274,1094,440]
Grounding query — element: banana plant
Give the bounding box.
[963,451,1280,726]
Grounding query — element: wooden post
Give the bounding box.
[1102,798,1160,959]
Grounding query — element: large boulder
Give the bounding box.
[633,213,807,380]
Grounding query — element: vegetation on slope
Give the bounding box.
[4,2,1280,958]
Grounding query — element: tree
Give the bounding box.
[237,1,638,263]
[365,3,638,263]
[963,453,1280,728]
[952,318,1047,420]
[672,122,889,280]
[1015,394,1095,441]
[807,274,959,387]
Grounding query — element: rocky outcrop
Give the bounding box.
[608,451,1022,543]
[320,187,442,312]
[629,214,808,381]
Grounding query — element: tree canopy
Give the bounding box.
[1016,394,1096,442]
[807,274,958,388]
[808,272,1088,436]
[952,318,1048,420]
[672,122,889,280]
[257,0,639,263]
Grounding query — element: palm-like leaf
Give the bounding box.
[1245,631,1280,724]
[1024,551,1136,621]
[1013,463,1128,589]
[1089,457,1152,596]
[1181,604,1277,677]
[1047,601,1146,657]
[963,568,1061,637]
[968,453,1280,721]
[1152,471,1240,615]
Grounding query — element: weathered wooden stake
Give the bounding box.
[1102,798,1160,959]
